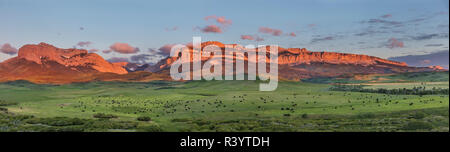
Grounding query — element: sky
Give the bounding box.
[0,0,448,63]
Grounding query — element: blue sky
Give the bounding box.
[0,0,448,63]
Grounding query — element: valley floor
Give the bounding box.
[0,78,448,132]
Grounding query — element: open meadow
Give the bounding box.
[0,72,448,132]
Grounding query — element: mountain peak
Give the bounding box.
[16,43,127,74]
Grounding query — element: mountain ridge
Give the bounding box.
[0,42,444,84]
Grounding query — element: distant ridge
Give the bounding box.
[148,41,441,80]
[0,42,444,84]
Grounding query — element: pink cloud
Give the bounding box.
[240,35,265,42]
[205,15,232,26]
[387,38,404,49]
[77,41,92,47]
[109,42,139,54]
[201,25,223,33]
[258,27,283,36]
[241,35,255,40]
[0,43,18,55]
[289,32,296,37]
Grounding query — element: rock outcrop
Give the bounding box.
[18,43,127,74]
[0,43,162,84]
[277,49,408,67]
[151,41,408,70]
[148,41,437,79]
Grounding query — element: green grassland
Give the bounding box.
[0,72,448,132]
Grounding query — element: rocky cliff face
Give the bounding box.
[17,43,127,74]
[277,49,408,67]
[0,43,145,84]
[148,41,437,80]
[150,41,408,71]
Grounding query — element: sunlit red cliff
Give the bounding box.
[0,42,444,84]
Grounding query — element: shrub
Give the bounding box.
[86,120,137,130]
[137,116,152,121]
[357,113,376,119]
[402,121,433,130]
[137,124,162,132]
[0,100,18,106]
[26,117,86,126]
[171,118,191,122]
[93,113,118,119]
[411,112,426,119]
[301,113,308,119]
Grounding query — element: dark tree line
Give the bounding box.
[330,85,449,95]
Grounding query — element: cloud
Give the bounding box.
[165,26,178,31]
[380,14,392,18]
[425,44,444,47]
[107,57,129,63]
[410,33,448,40]
[307,24,317,28]
[241,35,255,40]
[200,25,223,33]
[130,54,158,64]
[438,24,449,29]
[388,50,449,69]
[288,32,296,37]
[102,50,112,54]
[386,38,404,49]
[359,14,403,33]
[88,49,99,53]
[356,15,402,37]
[77,41,92,47]
[0,43,18,55]
[365,19,402,26]
[240,35,264,42]
[196,15,231,34]
[79,27,84,30]
[255,37,264,42]
[311,36,334,43]
[204,15,232,26]
[258,27,283,36]
[357,12,447,38]
[148,48,159,54]
[109,42,140,54]
[354,30,388,36]
[158,44,177,56]
[420,59,431,64]
[201,25,223,33]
